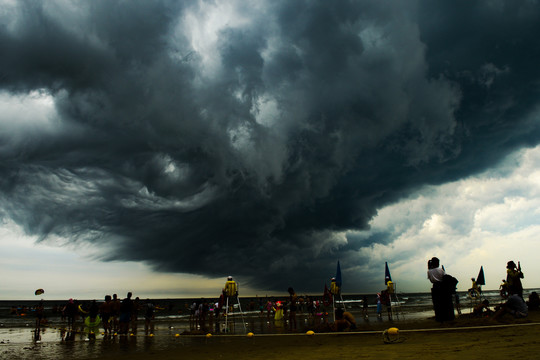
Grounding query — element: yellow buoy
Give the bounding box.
[206,333,212,338]
[175,334,180,337]
[382,327,400,343]
[306,330,315,336]
[247,332,254,338]
[149,334,154,337]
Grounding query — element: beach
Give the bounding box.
[96,322,540,360]
[2,302,540,359]
[94,313,540,360]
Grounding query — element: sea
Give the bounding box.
[0,289,536,360]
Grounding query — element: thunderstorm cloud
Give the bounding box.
[1,0,540,292]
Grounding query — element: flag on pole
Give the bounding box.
[385,262,392,285]
[335,261,342,288]
[477,266,485,286]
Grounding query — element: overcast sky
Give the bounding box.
[2,0,540,300]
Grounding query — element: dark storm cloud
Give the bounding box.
[1,0,540,292]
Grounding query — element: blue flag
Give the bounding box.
[477,266,485,286]
[385,262,392,285]
[335,261,342,288]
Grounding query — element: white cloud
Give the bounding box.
[353,145,540,292]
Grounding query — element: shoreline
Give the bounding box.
[2,308,540,359]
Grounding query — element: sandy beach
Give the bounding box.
[2,309,540,360]
[96,315,540,360]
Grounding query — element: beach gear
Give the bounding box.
[477,266,485,286]
[382,327,401,343]
[385,262,392,285]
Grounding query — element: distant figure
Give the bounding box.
[287,287,298,330]
[273,301,284,321]
[99,295,113,335]
[111,294,121,333]
[362,295,369,320]
[427,257,455,323]
[35,300,45,329]
[472,300,493,317]
[330,277,340,297]
[493,294,528,321]
[85,300,101,340]
[131,297,140,333]
[223,276,239,317]
[332,308,351,331]
[506,261,524,298]
[380,290,392,321]
[468,278,480,298]
[64,299,78,330]
[224,276,238,298]
[342,310,357,329]
[386,278,394,294]
[527,292,540,311]
[499,280,509,299]
[144,300,155,335]
[119,292,133,335]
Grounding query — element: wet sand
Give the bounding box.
[3,311,540,359]
[96,315,540,360]
[98,324,540,360]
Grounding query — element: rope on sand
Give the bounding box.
[182,321,540,337]
[47,321,540,339]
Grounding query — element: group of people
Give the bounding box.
[55,293,157,337]
[427,257,532,322]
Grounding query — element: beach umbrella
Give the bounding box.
[335,261,342,288]
[477,266,485,286]
[34,289,44,296]
[385,262,392,285]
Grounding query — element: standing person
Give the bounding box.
[287,287,298,331]
[99,295,113,335]
[85,300,100,340]
[131,297,140,334]
[65,299,78,330]
[35,300,45,329]
[111,294,121,334]
[362,295,369,320]
[119,292,133,335]
[273,301,284,325]
[427,257,455,323]
[380,290,392,321]
[144,300,155,335]
[506,261,524,298]
[223,276,238,313]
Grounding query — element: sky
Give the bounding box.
[1,0,540,300]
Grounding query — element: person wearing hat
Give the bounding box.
[330,277,340,296]
[506,261,524,298]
